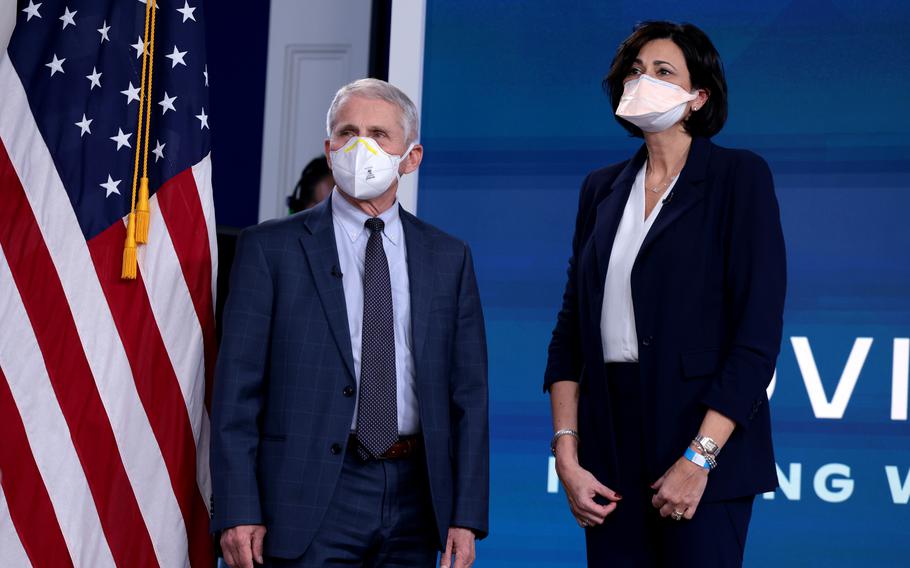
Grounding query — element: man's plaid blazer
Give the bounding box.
[210,196,489,558]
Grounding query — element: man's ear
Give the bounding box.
[400,144,423,175]
[324,139,332,167]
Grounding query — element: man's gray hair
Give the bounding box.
[325,78,420,145]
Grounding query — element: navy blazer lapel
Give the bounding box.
[299,198,356,384]
[400,207,433,368]
[637,137,711,258]
[593,144,648,287]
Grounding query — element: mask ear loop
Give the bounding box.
[395,143,417,182]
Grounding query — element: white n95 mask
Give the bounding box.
[330,137,414,200]
[615,75,698,133]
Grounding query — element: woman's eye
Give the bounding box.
[629,68,641,75]
[657,68,671,75]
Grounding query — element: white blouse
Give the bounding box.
[601,162,680,362]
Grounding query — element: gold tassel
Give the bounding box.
[122,212,138,280]
[135,177,150,243]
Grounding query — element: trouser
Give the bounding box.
[266,440,438,568]
[585,363,754,568]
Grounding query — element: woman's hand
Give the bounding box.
[556,459,622,527]
[650,454,709,520]
[548,382,620,527]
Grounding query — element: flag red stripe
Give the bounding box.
[0,141,158,567]
[0,367,74,568]
[87,218,214,568]
[156,170,217,411]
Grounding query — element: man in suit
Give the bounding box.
[211,78,489,568]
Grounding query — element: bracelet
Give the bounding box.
[550,429,579,456]
[692,439,712,460]
[684,447,712,471]
[704,452,718,469]
[691,439,719,469]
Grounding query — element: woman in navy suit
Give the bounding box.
[545,21,786,567]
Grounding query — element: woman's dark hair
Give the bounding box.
[603,21,728,138]
[287,156,332,213]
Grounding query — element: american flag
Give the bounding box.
[1,1,216,566]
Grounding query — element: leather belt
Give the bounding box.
[349,434,421,460]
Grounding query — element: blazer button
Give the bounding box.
[343,386,354,397]
[641,336,653,347]
[330,443,342,455]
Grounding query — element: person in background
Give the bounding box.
[287,156,334,214]
[212,78,488,568]
[545,21,786,567]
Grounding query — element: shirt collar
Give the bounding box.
[331,188,402,246]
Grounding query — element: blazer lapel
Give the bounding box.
[400,207,433,368]
[299,198,356,384]
[637,137,711,258]
[593,144,648,289]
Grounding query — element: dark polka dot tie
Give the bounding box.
[355,217,398,459]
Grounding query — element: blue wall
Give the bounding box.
[417,1,910,565]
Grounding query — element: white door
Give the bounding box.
[258,0,373,222]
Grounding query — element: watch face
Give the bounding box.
[698,436,719,454]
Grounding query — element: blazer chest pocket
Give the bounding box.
[680,348,722,379]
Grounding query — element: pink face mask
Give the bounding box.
[615,75,698,132]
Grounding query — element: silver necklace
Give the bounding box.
[646,174,679,194]
[646,153,688,194]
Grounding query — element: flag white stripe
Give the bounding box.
[137,195,207,441]
[0,247,116,568]
[0,487,33,568]
[190,153,217,512]
[136,193,212,509]
[0,55,187,568]
[192,153,219,304]
[196,408,213,514]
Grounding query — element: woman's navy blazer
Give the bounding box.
[545,136,787,501]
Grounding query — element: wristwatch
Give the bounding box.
[695,435,720,456]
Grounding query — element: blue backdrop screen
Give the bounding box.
[416,1,910,565]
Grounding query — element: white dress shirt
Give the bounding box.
[601,163,680,362]
[331,189,419,435]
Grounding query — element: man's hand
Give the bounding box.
[650,455,709,520]
[439,526,475,568]
[220,524,266,568]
